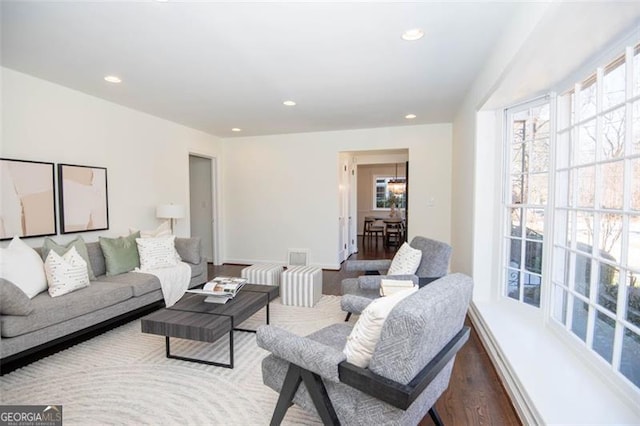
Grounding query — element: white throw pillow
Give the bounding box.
[343,286,418,368]
[379,279,417,296]
[136,236,180,270]
[0,236,47,298]
[129,221,172,238]
[387,242,422,275]
[44,246,90,298]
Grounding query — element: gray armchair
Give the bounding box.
[257,273,473,425]
[341,236,452,320]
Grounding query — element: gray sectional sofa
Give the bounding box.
[0,237,206,371]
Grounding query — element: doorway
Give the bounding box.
[339,149,409,255]
[189,154,216,263]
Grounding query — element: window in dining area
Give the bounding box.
[373,176,406,209]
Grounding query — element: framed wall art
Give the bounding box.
[0,158,57,240]
[58,163,109,234]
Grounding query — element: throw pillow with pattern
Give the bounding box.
[42,236,96,280]
[387,242,422,275]
[44,246,90,297]
[136,236,181,271]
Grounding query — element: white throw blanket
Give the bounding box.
[133,262,191,307]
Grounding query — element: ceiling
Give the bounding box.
[1,1,527,138]
[485,2,640,110]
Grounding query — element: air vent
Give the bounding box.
[287,249,308,266]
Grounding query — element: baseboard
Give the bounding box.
[223,258,341,270]
[467,303,543,426]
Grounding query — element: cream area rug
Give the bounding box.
[0,295,348,425]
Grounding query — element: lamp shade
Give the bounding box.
[156,204,185,219]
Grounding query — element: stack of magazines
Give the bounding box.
[186,276,247,304]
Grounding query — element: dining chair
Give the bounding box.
[362,216,384,247]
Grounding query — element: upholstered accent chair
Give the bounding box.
[341,236,452,320]
[256,273,473,426]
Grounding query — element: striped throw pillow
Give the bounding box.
[44,246,90,297]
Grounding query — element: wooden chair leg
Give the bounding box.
[270,363,340,426]
[429,407,444,426]
[300,369,340,425]
[270,364,303,426]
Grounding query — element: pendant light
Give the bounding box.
[387,163,405,195]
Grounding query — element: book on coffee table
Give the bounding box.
[186,277,247,303]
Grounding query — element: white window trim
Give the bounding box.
[371,174,406,211]
[500,41,640,405]
[500,95,555,312]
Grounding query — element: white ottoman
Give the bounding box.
[281,265,323,307]
[241,263,284,286]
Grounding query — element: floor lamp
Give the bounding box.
[156,204,185,234]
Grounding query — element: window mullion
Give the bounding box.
[542,94,559,315]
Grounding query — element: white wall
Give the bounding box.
[1,68,222,247]
[221,124,452,269]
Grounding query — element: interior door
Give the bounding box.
[338,160,350,262]
[404,160,409,242]
[349,163,358,254]
[189,155,214,262]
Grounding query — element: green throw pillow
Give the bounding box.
[42,236,96,280]
[99,232,140,276]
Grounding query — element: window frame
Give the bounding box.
[372,174,406,211]
[501,96,554,309]
[548,44,640,391]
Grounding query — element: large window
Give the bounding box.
[503,100,550,308]
[552,45,640,389]
[502,42,640,391]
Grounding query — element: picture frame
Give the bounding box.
[58,163,109,234]
[0,158,57,240]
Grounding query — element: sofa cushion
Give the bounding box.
[94,272,161,297]
[86,242,106,277]
[0,278,34,316]
[1,282,133,337]
[44,247,91,298]
[42,236,96,280]
[175,237,201,264]
[99,232,140,276]
[0,236,47,298]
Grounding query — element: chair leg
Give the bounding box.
[270,364,303,426]
[299,369,340,425]
[344,312,351,322]
[270,363,340,426]
[429,407,444,426]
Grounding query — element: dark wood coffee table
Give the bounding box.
[141,284,279,368]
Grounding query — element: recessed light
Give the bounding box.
[405,114,417,119]
[104,75,122,83]
[283,100,296,106]
[231,128,242,132]
[401,29,424,41]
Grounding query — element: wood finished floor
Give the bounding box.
[208,237,521,426]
